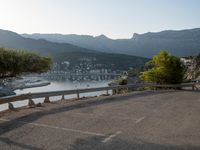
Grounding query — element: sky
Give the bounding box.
[0,0,199,39]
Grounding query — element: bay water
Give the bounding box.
[0,79,112,112]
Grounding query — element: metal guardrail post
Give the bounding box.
[61,95,65,101]
[77,90,80,100]
[192,85,195,90]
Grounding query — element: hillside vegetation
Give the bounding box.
[55,52,149,71]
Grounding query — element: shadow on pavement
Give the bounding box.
[70,136,200,150]
[0,137,44,150]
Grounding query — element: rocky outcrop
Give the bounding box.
[185,55,200,81]
[0,77,50,97]
[0,84,16,97]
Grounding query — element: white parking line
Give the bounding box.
[72,112,133,120]
[135,117,145,123]
[102,131,121,143]
[0,118,105,137]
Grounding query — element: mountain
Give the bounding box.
[0,29,96,56]
[22,28,200,58]
[0,29,148,71]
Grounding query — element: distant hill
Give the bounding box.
[0,29,148,71]
[55,51,148,71]
[0,29,95,56]
[22,28,200,58]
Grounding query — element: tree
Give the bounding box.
[0,48,52,78]
[140,50,184,84]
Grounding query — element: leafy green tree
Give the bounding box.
[0,48,52,78]
[140,50,184,84]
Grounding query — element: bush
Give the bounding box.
[140,50,184,84]
[0,48,52,78]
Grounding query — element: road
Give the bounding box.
[0,90,200,150]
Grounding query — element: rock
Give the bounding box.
[0,86,16,97]
[185,55,200,81]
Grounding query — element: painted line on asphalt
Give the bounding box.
[135,117,145,123]
[102,131,121,143]
[72,112,133,121]
[0,118,106,137]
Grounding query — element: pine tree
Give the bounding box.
[140,50,184,84]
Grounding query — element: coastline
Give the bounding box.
[0,77,50,97]
[15,81,51,90]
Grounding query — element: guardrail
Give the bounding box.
[0,83,199,110]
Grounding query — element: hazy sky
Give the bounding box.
[0,0,199,39]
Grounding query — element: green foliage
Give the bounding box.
[0,48,52,78]
[140,50,184,84]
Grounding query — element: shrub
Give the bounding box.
[140,50,184,84]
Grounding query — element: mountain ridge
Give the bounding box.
[0,29,98,55]
[22,28,200,58]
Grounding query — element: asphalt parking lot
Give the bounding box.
[0,90,200,150]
